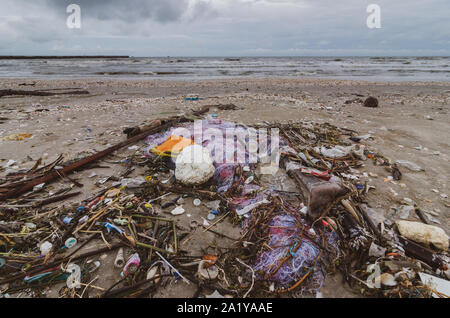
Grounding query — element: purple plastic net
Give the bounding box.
[252,214,338,292]
[144,118,294,193]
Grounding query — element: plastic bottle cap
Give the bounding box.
[65,237,77,249]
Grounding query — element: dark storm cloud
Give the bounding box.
[45,0,190,23]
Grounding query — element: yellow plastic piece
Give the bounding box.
[151,135,194,157]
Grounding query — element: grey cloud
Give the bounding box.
[0,0,449,56]
[45,0,190,23]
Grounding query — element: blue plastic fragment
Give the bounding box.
[63,216,73,225]
[104,222,123,235]
[289,241,300,258]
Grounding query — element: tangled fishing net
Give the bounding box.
[252,214,340,293]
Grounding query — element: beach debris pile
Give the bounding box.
[0,104,448,298]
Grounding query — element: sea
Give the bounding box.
[0,56,449,82]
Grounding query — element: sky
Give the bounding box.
[0,0,449,56]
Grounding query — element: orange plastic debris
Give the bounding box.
[151,135,194,157]
[202,255,219,268]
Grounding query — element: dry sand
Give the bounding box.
[0,77,449,298]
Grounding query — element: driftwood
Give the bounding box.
[0,89,89,98]
[123,120,161,139]
[203,103,239,110]
[101,275,171,298]
[32,191,81,208]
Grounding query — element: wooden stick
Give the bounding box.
[203,212,230,233]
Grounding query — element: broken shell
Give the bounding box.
[171,206,185,216]
[146,266,161,284]
[380,273,397,287]
[269,283,275,292]
[205,290,225,298]
[202,217,210,227]
[198,260,219,280]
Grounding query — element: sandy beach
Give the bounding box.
[0,77,449,298]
